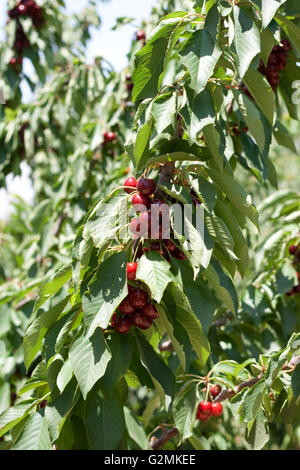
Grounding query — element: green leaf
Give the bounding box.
[45,377,80,442]
[243,68,275,125]
[275,13,300,56]
[234,90,272,158]
[136,333,175,410]
[233,6,260,78]
[291,363,300,398]
[134,119,153,171]
[179,28,222,94]
[23,296,70,370]
[0,400,38,438]
[103,333,133,392]
[273,120,297,154]
[132,15,189,102]
[12,413,52,450]
[261,0,287,29]
[85,387,125,450]
[180,84,215,144]
[204,262,238,314]
[207,168,259,228]
[245,409,269,450]
[136,252,172,303]
[275,262,298,295]
[173,382,197,441]
[124,407,149,449]
[83,252,128,335]
[69,328,111,399]
[242,380,266,423]
[152,92,177,134]
[33,265,72,314]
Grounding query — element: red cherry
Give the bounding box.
[18,4,27,14]
[40,400,47,409]
[103,131,116,143]
[139,211,152,237]
[130,218,140,239]
[130,310,153,329]
[289,245,298,255]
[137,178,156,197]
[225,85,231,90]
[132,193,151,210]
[211,402,223,417]
[111,312,119,327]
[198,401,212,416]
[118,296,135,315]
[129,289,149,308]
[125,74,132,81]
[124,177,137,194]
[115,317,131,334]
[164,240,176,253]
[172,248,187,261]
[210,384,222,397]
[136,30,146,41]
[142,303,159,320]
[127,262,138,281]
[196,403,211,421]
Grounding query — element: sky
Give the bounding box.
[0,0,157,220]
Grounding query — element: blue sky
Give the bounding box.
[0,0,157,219]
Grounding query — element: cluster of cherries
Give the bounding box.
[242,39,291,97]
[286,244,300,296]
[102,130,117,145]
[258,39,291,90]
[111,265,159,334]
[124,175,187,261]
[8,0,44,26]
[7,1,44,73]
[196,385,223,422]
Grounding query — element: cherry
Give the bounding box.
[142,303,159,320]
[125,74,132,81]
[127,82,134,92]
[198,401,212,416]
[132,193,151,210]
[130,218,140,239]
[289,245,298,255]
[210,384,222,397]
[40,400,47,409]
[137,177,156,196]
[164,240,176,253]
[103,131,116,144]
[111,312,118,327]
[197,411,210,422]
[129,288,149,308]
[172,248,187,261]
[124,177,137,194]
[127,262,138,281]
[136,30,146,41]
[130,310,153,330]
[118,296,135,315]
[211,402,223,417]
[115,317,131,334]
[139,211,152,237]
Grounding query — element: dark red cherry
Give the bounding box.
[129,289,149,308]
[132,193,151,210]
[115,317,131,334]
[137,178,156,197]
[130,310,153,329]
[289,245,298,255]
[118,296,135,315]
[210,384,222,397]
[136,30,146,41]
[142,303,159,320]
